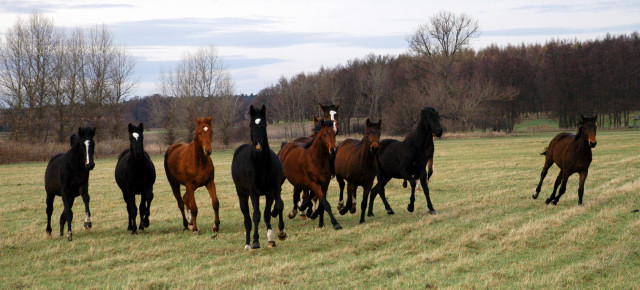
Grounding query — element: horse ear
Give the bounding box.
[378,119,382,127]
[91,127,96,137]
[313,116,320,124]
[366,118,371,127]
[70,134,78,146]
[335,103,340,110]
[594,114,598,121]
[206,116,213,124]
[78,127,83,137]
[139,123,144,132]
[249,105,256,116]
[260,104,266,116]
[128,123,134,133]
[194,116,199,123]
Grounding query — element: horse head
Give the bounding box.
[365,118,382,153]
[194,116,213,156]
[128,123,144,159]
[249,105,268,152]
[77,127,96,170]
[317,119,337,155]
[420,107,443,138]
[319,102,339,133]
[579,114,598,148]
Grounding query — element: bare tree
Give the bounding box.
[106,46,137,138]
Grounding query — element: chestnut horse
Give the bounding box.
[164,116,220,235]
[279,120,342,229]
[533,115,598,205]
[334,119,382,224]
[232,105,287,249]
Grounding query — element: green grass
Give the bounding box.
[1,130,639,288]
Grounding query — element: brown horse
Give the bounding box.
[164,116,220,235]
[279,119,342,229]
[334,119,382,223]
[533,115,598,205]
[319,102,339,133]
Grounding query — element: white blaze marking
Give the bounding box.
[255,118,261,125]
[329,110,337,131]
[132,132,139,140]
[203,127,208,132]
[84,140,90,165]
[267,229,275,242]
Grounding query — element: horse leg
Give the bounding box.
[143,187,153,228]
[318,203,325,228]
[61,192,76,241]
[546,171,563,204]
[427,158,434,183]
[124,187,138,234]
[238,194,252,250]
[368,176,391,217]
[169,180,188,230]
[250,193,261,249]
[337,175,346,211]
[420,171,436,214]
[138,195,147,232]
[339,182,356,215]
[301,190,311,219]
[45,192,54,236]
[377,179,394,215]
[288,187,301,219]
[552,174,570,205]
[534,158,554,199]
[407,176,417,213]
[206,180,220,235]
[274,189,287,241]
[183,184,198,234]
[264,194,276,248]
[80,185,92,229]
[319,197,342,230]
[577,171,588,205]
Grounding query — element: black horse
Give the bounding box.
[232,105,287,249]
[44,127,96,241]
[115,123,156,234]
[368,107,443,219]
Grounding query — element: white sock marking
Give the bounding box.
[84,212,91,223]
[255,118,261,125]
[267,229,275,242]
[84,140,90,165]
[132,132,139,140]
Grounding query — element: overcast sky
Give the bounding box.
[1,0,639,97]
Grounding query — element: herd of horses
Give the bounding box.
[43,104,599,249]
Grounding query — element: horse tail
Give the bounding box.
[540,147,548,156]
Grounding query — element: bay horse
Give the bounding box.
[232,105,287,249]
[115,123,156,234]
[533,115,598,205]
[164,116,220,235]
[368,107,443,221]
[278,119,342,229]
[334,118,382,224]
[44,127,96,241]
[288,117,322,220]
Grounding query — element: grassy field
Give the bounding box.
[1,129,639,288]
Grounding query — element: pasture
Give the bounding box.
[1,130,639,288]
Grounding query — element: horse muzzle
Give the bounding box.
[255,143,262,152]
[86,163,95,170]
[589,141,597,148]
[330,148,337,155]
[435,129,443,138]
[370,142,379,153]
[204,149,212,156]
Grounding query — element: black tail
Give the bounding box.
[540,147,548,155]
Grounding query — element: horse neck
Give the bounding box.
[573,127,591,155]
[406,122,431,150]
[358,135,373,161]
[189,137,208,163]
[68,142,86,171]
[308,136,330,166]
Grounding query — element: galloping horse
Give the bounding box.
[368,107,443,221]
[334,119,382,224]
[164,116,220,235]
[279,119,342,229]
[319,102,339,133]
[44,127,96,241]
[232,105,287,249]
[115,123,156,234]
[533,115,598,205]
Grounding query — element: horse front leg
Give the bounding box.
[406,176,417,213]
[250,193,261,249]
[577,171,588,205]
[61,191,76,241]
[183,184,198,234]
[419,171,436,214]
[339,182,356,215]
[264,194,276,248]
[138,194,147,232]
[142,187,154,229]
[546,171,563,204]
[288,187,301,219]
[553,174,570,205]
[123,186,138,234]
[206,180,220,236]
[238,194,252,250]
[80,185,92,229]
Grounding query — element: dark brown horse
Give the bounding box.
[279,120,342,229]
[164,116,220,235]
[334,119,382,223]
[534,115,598,205]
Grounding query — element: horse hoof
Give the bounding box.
[333,224,343,230]
[212,225,219,233]
[244,244,251,250]
[337,200,344,211]
[532,193,539,199]
[339,207,348,216]
[46,230,52,237]
[300,215,306,220]
[143,220,150,228]
[545,199,552,204]
[367,212,374,217]
[211,234,218,239]
[552,201,558,206]
[251,242,260,249]
[84,222,92,229]
[407,204,414,212]
[192,230,199,235]
[267,241,276,248]
[132,231,138,235]
[429,210,437,215]
[67,231,73,241]
[350,207,357,214]
[288,211,297,219]
[387,209,395,215]
[277,230,287,241]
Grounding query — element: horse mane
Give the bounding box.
[575,122,584,140]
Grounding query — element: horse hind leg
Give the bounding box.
[264,195,276,248]
[169,179,188,230]
[206,180,220,235]
[420,172,436,215]
[534,158,554,199]
[45,193,54,236]
[288,187,301,219]
[546,171,563,204]
[336,176,346,211]
[249,193,261,249]
[577,171,588,205]
[238,194,252,250]
[339,182,356,215]
[552,175,570,205]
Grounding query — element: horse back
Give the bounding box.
[335,139,376,183]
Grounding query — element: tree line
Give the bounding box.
[0,12,136,142]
